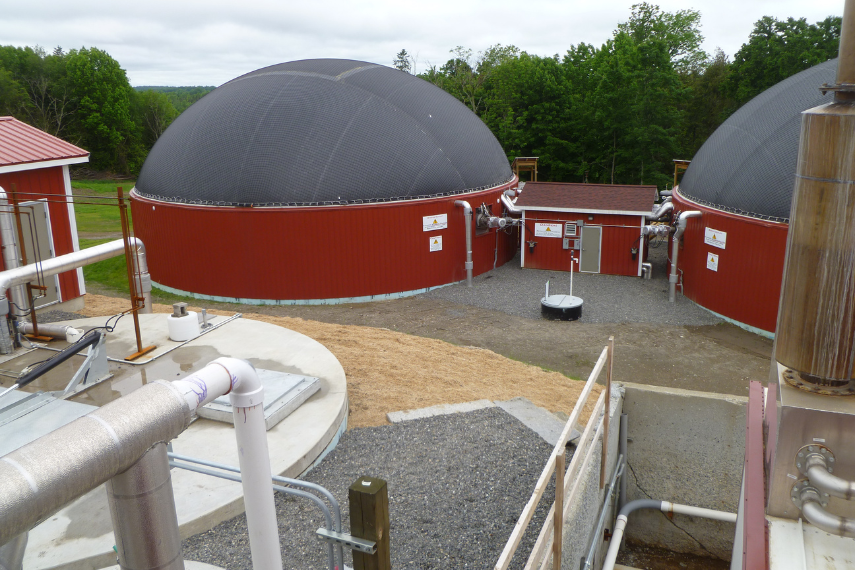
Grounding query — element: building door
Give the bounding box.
[19,200,60,309]
[580,226,601,273]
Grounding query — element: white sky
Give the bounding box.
[1,0,844,87]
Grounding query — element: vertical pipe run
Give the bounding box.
[455,200,473,287]
[668,211,702,302]
[228,359,283,570]
[837,0,855,92]
[107,443,184,570]
[618,414,628,512]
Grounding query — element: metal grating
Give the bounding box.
[680,58,837,222]
[136,59,513,207]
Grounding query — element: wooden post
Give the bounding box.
[552,452,564,570]
[349,476,391,570]
[600,336,614,488]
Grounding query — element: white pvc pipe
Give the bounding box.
[173,357,282,570]
[602,499,736,570]
[454,200,473,287]
[230,359,282,570]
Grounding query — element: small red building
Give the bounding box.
[515,182,657,276]
[0,117,89,312]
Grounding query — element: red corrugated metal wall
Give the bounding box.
[673,192,788,333]
[131,182,518,301]
[0,166,80,300]
[520,211,643,276]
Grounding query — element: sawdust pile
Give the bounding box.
[80,294,602,429]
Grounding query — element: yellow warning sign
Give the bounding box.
[534,223,562,238]
[423,214,448,231]
[429,235,443,252]
[707,252,719,271]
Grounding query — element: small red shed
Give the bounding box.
[515,182,657,276]
[0,117,89,312]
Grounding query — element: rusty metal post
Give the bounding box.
[118,188,143,354]
[349,476,390,570]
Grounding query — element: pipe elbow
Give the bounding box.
[500,193,521,215]
[650,201,673,220]
[674,211,702,240]
[801,487,855,538]
[806,454,855,499]
[214,357,263,408]
[454,200,472,215]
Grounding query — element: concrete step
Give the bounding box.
[494,397,581,447]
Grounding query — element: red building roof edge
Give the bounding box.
[516,182,657,214]
[0,117,89,168]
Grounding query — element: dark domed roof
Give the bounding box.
[135,59,513,206]
[679,59,837,222]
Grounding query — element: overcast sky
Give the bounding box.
[2,0,844,87]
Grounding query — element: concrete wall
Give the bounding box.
[621,382,747,560]
[560,388,624,569]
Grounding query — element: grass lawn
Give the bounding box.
[71,180,135,234]
[78,238,129,294]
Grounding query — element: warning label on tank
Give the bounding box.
[704,227,726,249]
[707,252,719,271]
[423,214,448,231]
[429,236,443,252]
[535,223,562,238]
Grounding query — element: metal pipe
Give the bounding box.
[225,358,283,570]
[618,414,628,512]
[0,533,26,570]
[0,188,27,321]
[837,0,855,91]
[107,443,184,570]
[0,357,248,544]
[500,191,521,215]
[805,453,855,500]
[454,200,473,287]
[649,200,673,220]
[641,262,652,280]
[602,499,736,570]
[169,452,345,569]
[668,211,702,302]
[800,487,855,538]
[0,237,152,317]
[582,456,625,570]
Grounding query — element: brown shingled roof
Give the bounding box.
[0,117,88,169]
[515,182,657,214]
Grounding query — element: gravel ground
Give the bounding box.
[183,407,569,570]
[421,240,722,326]
[32,310,87,323]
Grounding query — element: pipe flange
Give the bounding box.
[795,444,835,476]
[782,368,855,396]
[791,480,829,508]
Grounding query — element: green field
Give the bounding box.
[70,180,135,234]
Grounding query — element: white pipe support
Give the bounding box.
[805,453,855,500]
[226,359,283,570]
[668,211,702,302]
[800,487,855,538]
[454,200,473,287]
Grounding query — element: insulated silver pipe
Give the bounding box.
[454,200,473,287]
[0,380,190,544]
[800,487,855,538]
[0,237,152,317]
[16,322,81,340]
[650,200,673,220]
[806,453,855,500]
[500,191,521,215]
[107,443,184,570]
[668,211,702,302]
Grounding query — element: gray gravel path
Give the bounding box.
[420,240,721,326]
[33,310,87,323]
[183,407,569,569]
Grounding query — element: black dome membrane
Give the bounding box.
[136,59,513,206]
[680,59,837,221]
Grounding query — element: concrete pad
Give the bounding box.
[495,397,581,446]
[15,314,348,570]
[106,562,223,570]
[386,399,494,422]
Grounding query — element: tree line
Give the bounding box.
[0,45,213,175]
[396,4,841,189]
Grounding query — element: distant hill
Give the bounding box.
[135,86,216,113]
